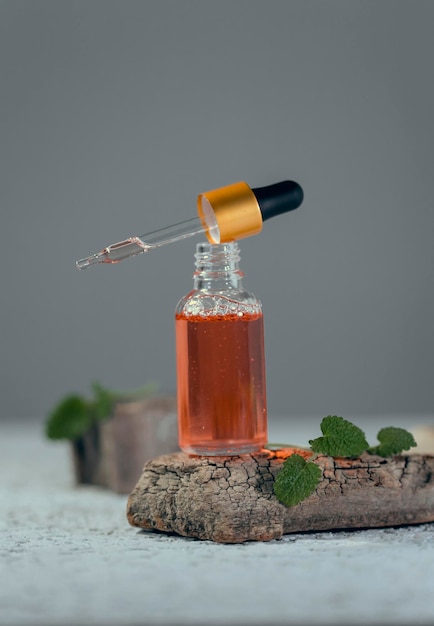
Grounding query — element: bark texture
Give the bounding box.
[127,449,434,543]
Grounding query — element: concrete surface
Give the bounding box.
[1,416,434,626]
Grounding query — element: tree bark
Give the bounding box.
[127,448,434,543]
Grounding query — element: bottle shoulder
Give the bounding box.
[175,288,262,317]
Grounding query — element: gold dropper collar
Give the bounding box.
[197,181,263,244]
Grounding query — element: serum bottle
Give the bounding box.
[175,241,267,456]
[174,179,303,457]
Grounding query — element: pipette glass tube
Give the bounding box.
[76,216,207,270]
[75,179,304,270]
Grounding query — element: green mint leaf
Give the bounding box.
[369,427,417,457]
[91,381,115,420]
[273,454,322,507]
[309,415,369,457]
[45,395,92,440]
[45,381,160,441]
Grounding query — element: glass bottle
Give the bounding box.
[175,241,267,455]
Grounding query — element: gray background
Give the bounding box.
[2,0,433,422]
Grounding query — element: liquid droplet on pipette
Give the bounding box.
[76,237,151,270]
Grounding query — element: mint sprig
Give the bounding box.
[368,426,417,458]
[273,416,417,508]
[45,395,93,440]
[309,415,369,457]
[273,454,322,507]
[45,382,157,441]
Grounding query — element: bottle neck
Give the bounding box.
[193,242,244,291]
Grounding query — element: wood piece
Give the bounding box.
[127,449,434,543]
[72,395,178,493]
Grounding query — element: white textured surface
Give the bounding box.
[1,417,434,626]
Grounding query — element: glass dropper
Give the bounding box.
[76,216,207,269]
[76,179,304,270]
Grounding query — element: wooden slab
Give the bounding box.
[127,449,434,543]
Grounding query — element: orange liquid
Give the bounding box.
[175,312,267,455]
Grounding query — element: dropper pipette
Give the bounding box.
[76,180,304,270]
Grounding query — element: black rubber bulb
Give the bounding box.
[252,180,304,221]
